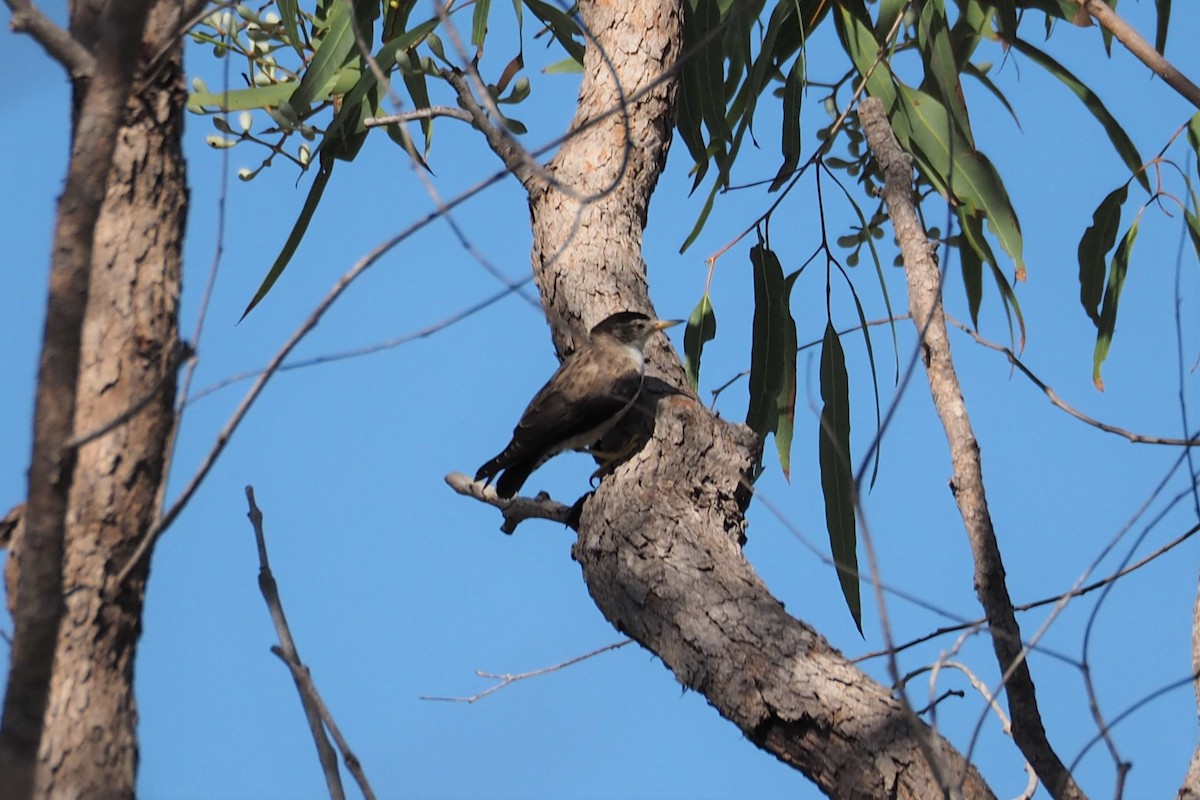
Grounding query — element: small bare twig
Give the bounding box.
[420,640,634,703]
[4,0,96,78]
[363,106,473,127]
[949,316,1200,446]
[244,487,375,800]
[444,472,576,534]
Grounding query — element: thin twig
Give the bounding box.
[420,640,634,703]
[186,279,532,406]
[245,487,375,800]
[363,106,474,127]
[949,316,1200,446]
[444,471,576,534]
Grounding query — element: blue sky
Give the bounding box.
[4,2,1200,798]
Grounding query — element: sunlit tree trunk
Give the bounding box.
[1,2,186,795]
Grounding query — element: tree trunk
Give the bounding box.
[515,1,994,796]
[1,2,186,796]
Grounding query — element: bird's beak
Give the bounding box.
[654,319,684,331]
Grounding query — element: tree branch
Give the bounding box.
[444,472,576,534]
[858,95,1084,800]
[4,0,95,79]
[245,487,375,800]
[1080,0,1200,110]
[363,106,473,127]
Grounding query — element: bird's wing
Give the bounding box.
[507,360,643,460]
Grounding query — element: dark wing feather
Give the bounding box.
[476,354,643,498]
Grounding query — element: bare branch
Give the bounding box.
[420,640,634,703]
[4,0,95,78]
[1080,0,1200,110]
[859,95,1083,800]
[245,487,375,800]
[363,106,474,127]
[444,471,576,534]
[950,316,1200,446]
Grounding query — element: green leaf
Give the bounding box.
[1187,111,1200,181]
[523,0,585,64]
[1155,0,1171,54]
[1093,217,1140,390]
[277,0,305,58]
[1011,38,1149,193]
[746,243,789,443]
[542,56,583,74]
[834,3,897,111]
[915,0,973,148]
[1186,209,1200,267]
[959,227,984,329]
[472,0,491,48]
[190,81,306,112]
[683,293,718,390]
[775,273,800,481]
[770,55,804,191]
[289,0,359,115]
[1077,184,1128,326]
[895,83,1026,278]
[241,155,336,319]
[818,321,860,633]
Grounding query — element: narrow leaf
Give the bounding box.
[241,156,335,319]
[770,56,804,191]
[746,244,789,442]
[472,0,491,49]
[775,274,800,480]
[277,0,305,58]
[1093,218,1140,390]
[1155,0,1171,54]
[1077,184,1128,326]
[683,293,718,390]
[523,0,585,63]
[818,322,860,633]
[1011,38,1149,193]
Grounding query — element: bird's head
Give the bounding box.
[590,311,683,352]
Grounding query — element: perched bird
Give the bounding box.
[476,311,682,499]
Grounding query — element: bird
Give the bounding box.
[475,311,682,499]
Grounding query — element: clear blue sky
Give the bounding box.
[4,3,1200,798]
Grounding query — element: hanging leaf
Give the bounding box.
[746,244,790,444]
[241,154,336,319]
[1077,184,1128,326]
[1011,38,1149,193]
[1154,0,1171,54]
[770,56,804,191]
[775,273,800,481]
[683,293,718,390]
[1093,217,1140,390]
[818,322,860,633]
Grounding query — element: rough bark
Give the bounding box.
[500,1,996,796]
[1180,575,1200,799]
[1,2,186,796]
